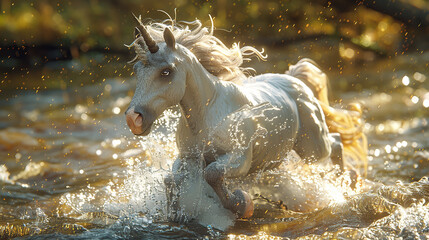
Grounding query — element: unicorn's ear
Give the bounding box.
[163,27,176,50]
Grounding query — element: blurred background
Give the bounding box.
[0,0,429,238]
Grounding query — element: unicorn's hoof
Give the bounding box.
[231,189,254,219]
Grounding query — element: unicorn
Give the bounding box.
[124,16,366,219]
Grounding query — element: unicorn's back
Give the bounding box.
[241,73,332,165]
[243,73,316,108]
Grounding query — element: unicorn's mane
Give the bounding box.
[139,18,266,83]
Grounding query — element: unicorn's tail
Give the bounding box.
[286,58,368,174]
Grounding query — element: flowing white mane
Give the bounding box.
[131,18,267,83]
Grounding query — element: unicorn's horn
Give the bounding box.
[133,14,159,54]
[134,27,141,38]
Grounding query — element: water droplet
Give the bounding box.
[112,107,121,114]
[402,75,410,86]
[81,113,88,120]
[377,124,385,132]
[413,72,426,82]
[374,149,380,157]
[385,145,391,154]
[105,84,112,92]
[112,139,122,148]
[423,99,429,108]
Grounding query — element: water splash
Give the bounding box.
[55,108,236,231]
[0,165,11,183]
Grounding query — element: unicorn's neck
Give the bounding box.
[179,57,217,134]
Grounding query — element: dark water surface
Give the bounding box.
[1,44,428,239]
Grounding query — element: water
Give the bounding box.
[0,45,428,239]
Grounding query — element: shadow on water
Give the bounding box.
[0,40,429,239]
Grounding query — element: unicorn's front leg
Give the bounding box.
[204,146,254,218]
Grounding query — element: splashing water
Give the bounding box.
[114,109,236,231]
[55,108,237,234]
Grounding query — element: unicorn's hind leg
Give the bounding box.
[292,96,332,164]
[294,127,346,171]
[204,147,254,218]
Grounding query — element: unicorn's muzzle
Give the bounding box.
[125,106,155,136]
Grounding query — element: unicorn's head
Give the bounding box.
[124,16,266,136]
[125,18,185,136]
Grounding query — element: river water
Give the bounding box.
[0,42,428,239]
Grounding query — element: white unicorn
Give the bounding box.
[124,16,366,219]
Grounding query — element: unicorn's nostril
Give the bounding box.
[133,112,143,127]
[132,109,144,126]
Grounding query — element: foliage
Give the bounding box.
[0,0,426,54]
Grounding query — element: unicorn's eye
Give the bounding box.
[160,68,172,76]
